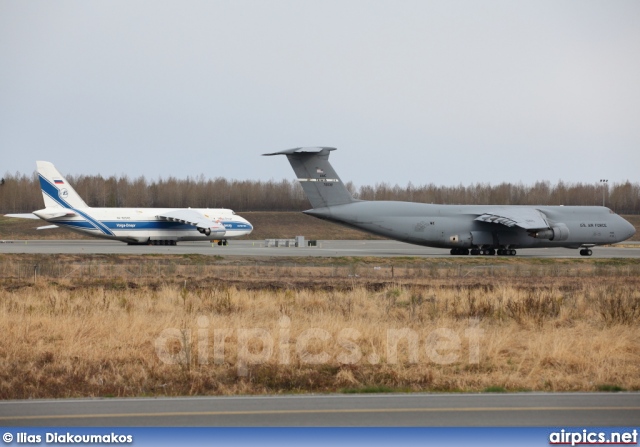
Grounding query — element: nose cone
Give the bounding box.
[618,216,636,242]
[240,217,254,234]
[625,220,636,239]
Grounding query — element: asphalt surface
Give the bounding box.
[1,239,640,258]
[1,393,638,426]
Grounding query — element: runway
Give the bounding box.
[1,239,640,258]
[1,393,638,426]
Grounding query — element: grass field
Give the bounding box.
[1,253,639,399]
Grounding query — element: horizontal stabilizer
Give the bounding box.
[32,209,78,220]
[37,225,59,230]
[5,213,40,220]
[263,147,336,156]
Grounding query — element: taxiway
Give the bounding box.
[1,239,639,258]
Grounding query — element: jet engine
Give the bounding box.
[198,227,212,236]
[529,223,569,241]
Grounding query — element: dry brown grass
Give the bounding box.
[1,255,639,398]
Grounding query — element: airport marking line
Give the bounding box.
[2,406,639,421]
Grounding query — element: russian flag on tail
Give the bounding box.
[54,179,64,184]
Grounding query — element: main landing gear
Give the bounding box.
[450,248,517,256]
[150,240,177,246]
[496,249,517,256]
[579,248,593,256]
[450,248,469,255]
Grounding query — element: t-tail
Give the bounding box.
[37,161,89,209]
[263,147,355,209]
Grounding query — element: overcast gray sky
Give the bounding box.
[1,1,639,189]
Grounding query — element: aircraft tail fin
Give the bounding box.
[36,161,89,209]
[263,147,355,208]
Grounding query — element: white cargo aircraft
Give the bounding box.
[6,161,253,245]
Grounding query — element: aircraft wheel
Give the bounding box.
[450,248,457,255]
[510,249,516,256]
[488,248,496,256]
[579,249,592,256]
[471,249,480,256]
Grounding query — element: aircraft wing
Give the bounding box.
[157,209,226,236]
[474,207,550,230]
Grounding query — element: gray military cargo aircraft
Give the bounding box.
[264,147,636,256]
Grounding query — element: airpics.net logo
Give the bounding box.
[154,316,483,376]
[549,429,638,446]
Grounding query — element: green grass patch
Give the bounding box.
[483,386,507,393]
[596,384,625,392]
[341,385,398,394]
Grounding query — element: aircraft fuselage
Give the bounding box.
[33,206,253,244]
[304,201,636,250]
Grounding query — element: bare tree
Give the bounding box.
[1,170,639,214]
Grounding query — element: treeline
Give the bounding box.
[1,172,639,214]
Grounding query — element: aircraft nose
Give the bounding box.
[242,218,254,231]
[618,216,636,240]
[626,220,636,238]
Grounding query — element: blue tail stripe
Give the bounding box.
[39,174,114,236]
